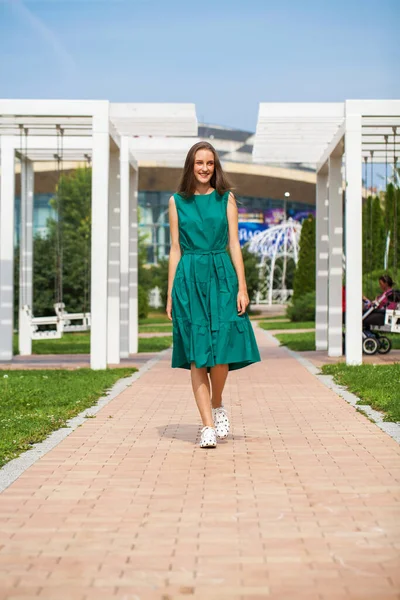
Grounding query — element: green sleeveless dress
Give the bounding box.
[171,189,261,372]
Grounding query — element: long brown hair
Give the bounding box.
[177,141,234,199]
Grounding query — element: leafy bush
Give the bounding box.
[292,217,316,303]
[138,284,150,319]
[152,258,169,309]
[286,291,315,322]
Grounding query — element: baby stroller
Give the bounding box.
[361,289,400,355]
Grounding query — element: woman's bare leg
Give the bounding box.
[190,363,214,427]
[210,364,229,408]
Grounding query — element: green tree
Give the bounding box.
[385,183,395,237]
[383,182,400,281]
[292,216,316,303]
[14,235,59,321]
[372,196,385,271]
[240,245,260,307]
[47,166,92,313]
[363,196,385,282]
[14,170,153,322]
[362,196,370,275]
[33,236,58,316]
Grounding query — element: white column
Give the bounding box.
[90,113,110,370]
[19,158,34,356]
[120,138,130,358]
[107,148,121,365]
[315,169,329,350]
[128,165,139,355]
[0,136,16,362]
[344,114,363,365]
[328,155,343,357]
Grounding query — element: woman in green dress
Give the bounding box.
[167,141,261,448]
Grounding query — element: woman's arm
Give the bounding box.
[227,192,249,315]
[376,289,391,309]
[166,195,181,320]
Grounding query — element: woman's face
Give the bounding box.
[193,149,215,187]
[379,279,388,291]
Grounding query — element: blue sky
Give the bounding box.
[1,0,399,132]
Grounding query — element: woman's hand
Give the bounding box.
[237,289,249,316]
[166,295,172,321]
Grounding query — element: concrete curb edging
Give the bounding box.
[258,325,400,445]
[0,348,170,493]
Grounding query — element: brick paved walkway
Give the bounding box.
[301,348,400,367]
[1,325,399,600]
[0,353,158,371]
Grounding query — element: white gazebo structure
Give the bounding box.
[254,100,400,365]
[247,219,302,305]
[0,100,197,369]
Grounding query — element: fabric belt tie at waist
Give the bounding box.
[182,249,227,332]
[183,249,227,255]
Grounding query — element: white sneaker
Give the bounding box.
[199,426,217,448]
[212,406,230,439]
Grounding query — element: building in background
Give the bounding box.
[14,123,316,262]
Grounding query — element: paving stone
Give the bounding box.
[0,325,399,599]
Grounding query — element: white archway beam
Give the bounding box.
[110,103,197,137]
[344,114,363,366]
[254,103,344,164]
[128,137,200,165]
[317,124,345,174]
[90,112,110,369]
[328,155,343,357]
[253,100,400,167]
[315,171,329,351]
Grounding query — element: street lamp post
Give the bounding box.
[284,191,290,221]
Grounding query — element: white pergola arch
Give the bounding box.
[0,100,197,369]
[254,100,400,365]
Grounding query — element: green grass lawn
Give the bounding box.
[322,363,400,422]
[259,321,315,331]
[0,368,136,468]
[274,331,316,351]
[274,331,400,352]
[13,333,173,355]
[139,313,170,325]
[139,324,173,333]
[138,336,173,352]
[249,315,288,322]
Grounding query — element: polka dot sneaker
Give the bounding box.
[212,405,230,439]
[199,426,217,448]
